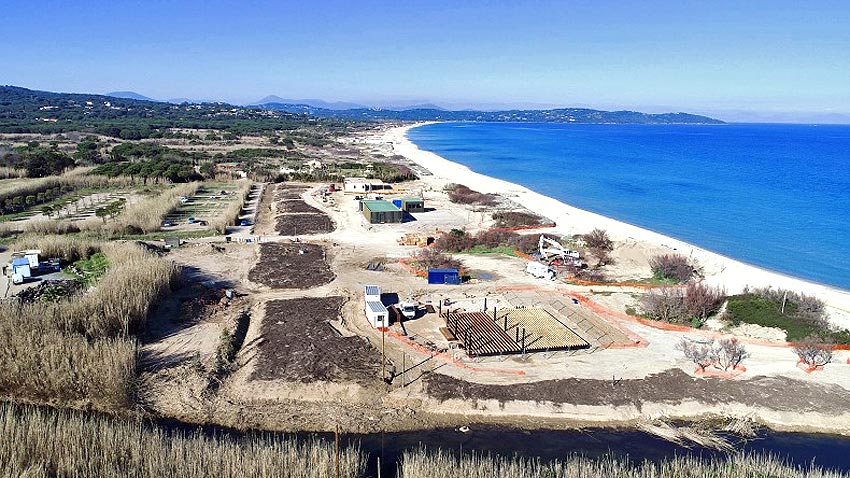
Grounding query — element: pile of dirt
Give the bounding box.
[276,213,335,236]
[277,200,323,214]
[14,279,82,303]
[248,242,334,289]
[424,369,850,414]
[252,297,384,385]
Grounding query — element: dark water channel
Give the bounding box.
[349,425,850,477]
[166,418,850,477]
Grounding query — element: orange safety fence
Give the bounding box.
[398,258,428,278]
[492,223,557,232]
[564,277,691,289]
[694,365,746,379]
[380,323,526,376]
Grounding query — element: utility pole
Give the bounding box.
[335,425,340,478]
[381,326,386,381]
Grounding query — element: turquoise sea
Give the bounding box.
[407,122,850,290]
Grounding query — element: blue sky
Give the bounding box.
[2,0,849,121]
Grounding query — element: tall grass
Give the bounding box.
[114,181,200,233]
[0,402,367,478]
[211,179,252,234]
[0,237,178,408]
[399,448,849,478]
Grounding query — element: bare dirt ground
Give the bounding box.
[247,242,334,289]
[253,297,385,386]
[130,129,850,436]
[425,369,850,415]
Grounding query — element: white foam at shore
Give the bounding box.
[384,123,850,326]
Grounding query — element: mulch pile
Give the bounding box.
[248,242,334,289]
[252,297,384,385]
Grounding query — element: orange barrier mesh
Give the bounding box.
[492,223,557,232]
[796,360,824,374]
[694,365,746,378]
[398,258,428,278]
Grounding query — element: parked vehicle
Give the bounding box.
[526,261,556,280]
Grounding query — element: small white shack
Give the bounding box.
[364,285,388,328]
[345,177,389,193]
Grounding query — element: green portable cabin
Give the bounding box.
[400,197,425,213]
[361,199,403,224]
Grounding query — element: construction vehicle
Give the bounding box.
[538,235,582,267]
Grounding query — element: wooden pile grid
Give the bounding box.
[499,290,630,347]
[495,307,589,351]
[445,307,590,357]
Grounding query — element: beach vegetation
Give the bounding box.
[398,447,848,478]
[445,183,498,206]
[726,287,849,343]
[642,283,726,327]
[0,402,366,478]
[793,339,834,368]
[491,210,551,228]
[410,247,463,271]
[650,253,696,282]
[676,339,713,371]
[582,228,614,266]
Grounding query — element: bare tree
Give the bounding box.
[711,338,749,371]
[682,283,726,322]
[642,288,686,323]
[793,339,834,368]
[582,228,614,267]
[649,253,694,282]
[676,339,712,372]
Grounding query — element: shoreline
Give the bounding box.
[386,122,850,326]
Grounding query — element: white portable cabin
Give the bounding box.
[365,300,389,328]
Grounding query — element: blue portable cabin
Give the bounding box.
[427,268,461,285]
[11,258,31,278]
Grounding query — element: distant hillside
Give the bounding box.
[257,103,725,124]
[0,85,328,137]
[252,96,366,110]
[105,91,155,101]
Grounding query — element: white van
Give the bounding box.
[526,262,556,280]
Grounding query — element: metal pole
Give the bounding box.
[381,327,385,381]
[402,353,406,387]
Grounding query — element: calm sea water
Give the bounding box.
[408,122,850,290]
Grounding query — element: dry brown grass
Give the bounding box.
[0,238,178,409]
[399,447,849,478]
[0,402,367,478]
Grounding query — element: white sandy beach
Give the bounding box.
[385,123,850,328]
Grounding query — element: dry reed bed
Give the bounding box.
[0,236,178,408]
[0,402,366,478]
[211,179,252,233]
[399,448,849,478]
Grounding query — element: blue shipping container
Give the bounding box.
[427,268,461,285]
[392,199,403,208]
